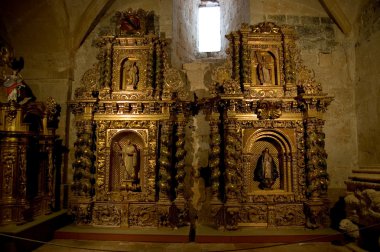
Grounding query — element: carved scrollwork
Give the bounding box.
[250,88,284,98]
[1,151,16,198]
[45,97,61,128]
[5,101,18,123]
[75,65,100,98]
[163,68,190,100]
[210,64,242,96]
[255,100,282,120]
[251,22,280,34]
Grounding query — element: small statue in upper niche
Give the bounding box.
[121,61,139,90]
[255,51,273,85]
[1,53,35,104]
[254,148,279,189]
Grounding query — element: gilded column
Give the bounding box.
[70,119,95,225]
[158,121,172,202]
[104,40,113,89]
[224,120,243,202]
[174,117,186,201]
[282,26,297,96]
[147,37,155,92]
[209,114,221,203]
[155,39,164,97]
[45,143,54,214]
[214,116,242,231]
[240,24,250,86]
[304,117,329,229]
[232,32,241,83]
[95,37,114,90]
[71,120,94,197]
[18,144,28,216]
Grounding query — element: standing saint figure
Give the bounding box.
[254,148,278,189]
[255,51,272,85]
[120,140,139,181]
[121,61,139,90]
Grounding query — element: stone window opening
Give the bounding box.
[198,0,221,53]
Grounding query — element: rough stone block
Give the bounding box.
[324,26,335,39]
[267,15,286,24]
[318,52,333,67]
[321,17,333,24]
[301,16,320,26]
[286,15,300,25]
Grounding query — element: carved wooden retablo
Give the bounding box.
[206,22,333,229]
[69,9,190,228]
[70,10,333,230]
[0,39,62,225]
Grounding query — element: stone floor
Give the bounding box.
[33,240,363,252]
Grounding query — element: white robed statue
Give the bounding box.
[120,140,138,181]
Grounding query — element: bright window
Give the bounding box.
[198,6,221,52]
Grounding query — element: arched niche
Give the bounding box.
[119,57,139,91]
[244,129,293,193]
[251,50,278,86]
[109,130,145,192]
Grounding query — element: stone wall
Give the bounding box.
[172,0,198,68]
[356,0,380,166]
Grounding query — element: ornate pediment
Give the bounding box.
[112,9,157,37]
[251,22,281,34]
[210,22,332,103]
[73,9,190,105]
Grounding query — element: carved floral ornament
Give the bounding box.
[255,100,282,120]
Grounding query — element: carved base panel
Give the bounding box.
[304,200,330,229]
[69,197,93,225]
[157,203,188,228]
[128,203,157,227]
[0,205,25,225]
[224,203,306,228]
[90,202,190,228]
[30,196,53,217]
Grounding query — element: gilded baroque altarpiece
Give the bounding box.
[69,10,332,230]
[69,9,191,228]
[0,39,62,225]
